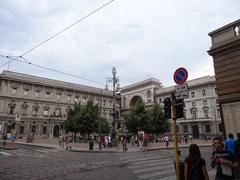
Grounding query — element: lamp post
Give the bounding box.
[106,67,120,145]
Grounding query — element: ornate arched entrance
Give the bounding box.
[130,96,143,107]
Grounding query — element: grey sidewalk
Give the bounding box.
[6,139,212,152]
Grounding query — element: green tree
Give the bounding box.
[148,104,170,134]
[64,99,106,136]
[124,99,150,134]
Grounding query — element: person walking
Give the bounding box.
[59,134,64,147]
[65,132,72,150]
[165,135,169,148]
[138,134,144,150]
[122,136,128,152]
[211,136,235,180]
[184,144,209,180]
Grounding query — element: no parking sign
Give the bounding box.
[173,67,188,85]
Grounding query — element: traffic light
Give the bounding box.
[176,99,184,119]
[164,97,172,119]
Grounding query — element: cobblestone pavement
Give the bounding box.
[0,148,137,180]
[0,145,216,180]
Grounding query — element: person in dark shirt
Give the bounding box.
[211,136,235,180]
[184,144,209,180]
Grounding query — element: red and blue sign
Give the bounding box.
[173,67,188,85]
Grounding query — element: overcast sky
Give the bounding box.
[0,0,239,89]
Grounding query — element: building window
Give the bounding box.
[12,88,17,95]
[176,125,179,132]
[203,107,209,118]
[202,89,206,96]
[147,90,151,99]
[191,108,197,119]
[35,91,40,98]
[44,109,49,116]
[46,92,50,99]
[67,95,71,101]
[205,124,211,133]
[21,102,28,115]
[56,94,61,100]
[75,96,79,103]
[103,100,106,106]
[159,98,162,104]
[192,102,196,107]
[8,101,16,114]
[183,125,188,133]
[24,90,29,97]
[191,92,195,98]
[203,100,208,105]
[19,126,24,134]
[32,105,39,116]
[54,107,61,117]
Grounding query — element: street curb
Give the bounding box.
[13,142,56,149]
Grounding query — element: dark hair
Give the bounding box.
[188,144,201,163]
[213,136,223,142]
[228,133,234,139]
[237,132,240,139]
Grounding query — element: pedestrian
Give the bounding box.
[184,144,209,180]
[65,132,72,150]
[143,134,149,150]
[211,136,235,180]
[122,136,128,152]
[138,134,144,150]
[165,135,169,148]
[224,133,235,155]
[59,134,63,147]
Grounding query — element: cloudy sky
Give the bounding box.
[0,0,239,89]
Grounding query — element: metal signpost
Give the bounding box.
[173,67,188,180]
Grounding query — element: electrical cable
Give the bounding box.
[5,56,105,85]
[20,0,115,57]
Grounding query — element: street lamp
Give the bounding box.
[106,67,120,145]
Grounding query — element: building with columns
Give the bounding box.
[0,70,222,139]
[0,70,114,139]
[120,76,222,139]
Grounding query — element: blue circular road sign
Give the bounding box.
[173,67,188,85]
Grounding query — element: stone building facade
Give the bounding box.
[155,76,221,138]
[120,76,222,138]
[0,71,114,139]
[208,19,240,137]
[0,70,222,139]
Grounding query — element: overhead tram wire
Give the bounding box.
[20,0,115,57]
[7,56,105,86]
[0,54,30,68]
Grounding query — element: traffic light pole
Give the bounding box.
[172,98,180,180]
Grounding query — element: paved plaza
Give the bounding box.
[0,139,217,180]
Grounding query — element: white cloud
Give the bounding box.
[0,0,239,88]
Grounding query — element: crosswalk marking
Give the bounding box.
[35,149,51,153]
[118,151,175,179]
[0,151,11,156]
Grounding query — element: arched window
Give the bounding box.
[147,90,151,99]
[203,107,209,118]
[191,108,197,119]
